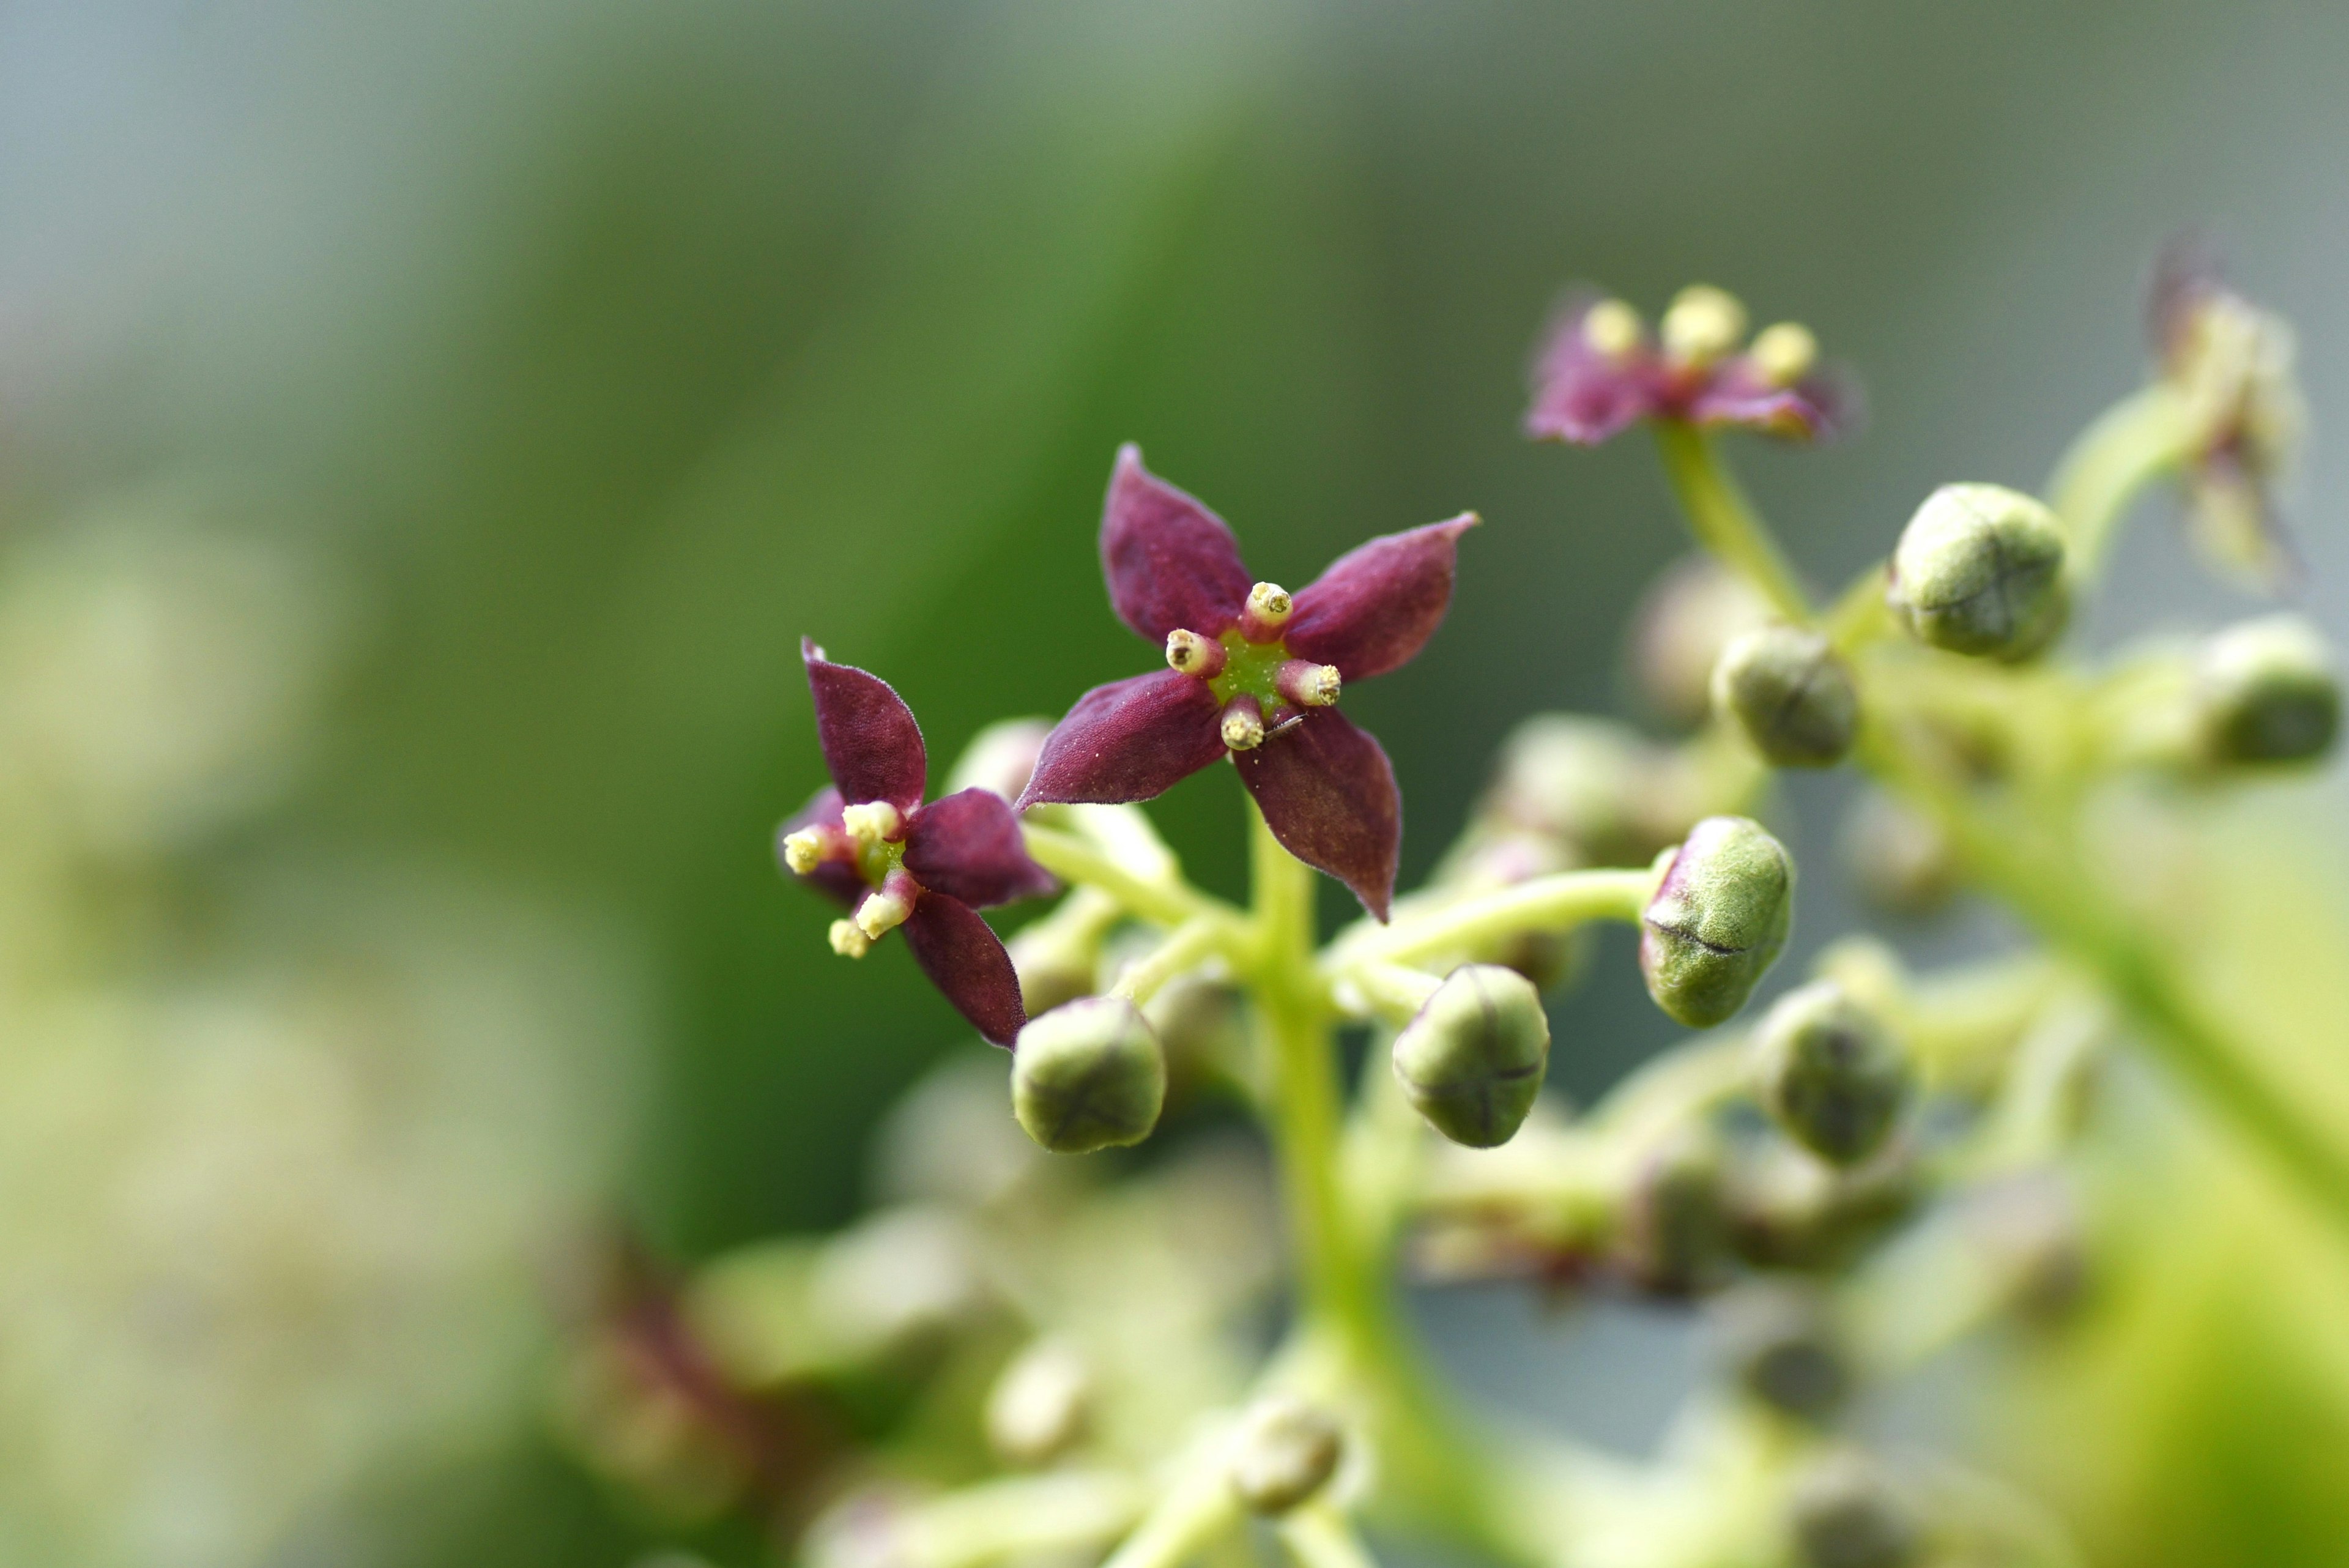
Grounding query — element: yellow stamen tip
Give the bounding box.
[781,828,825,875]
[1221,701,1266,751]
[841,800,904,845]
[1661,284,1748,365]
[1749,321,1818,387]
[1581,298,1644,360]
[1246,582,1293,625]
[828,918,872,959]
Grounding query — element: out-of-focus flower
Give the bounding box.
[1526,285,1854,447]
[1019,446,1474,920]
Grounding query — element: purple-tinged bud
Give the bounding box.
[946,717,1054,801]
[1165,628,1227,679]
[1227,1396,1343,1515]
[1711,623,1860,768]
[1011,998,1167,1153]
[1391,965,1552,1148]
[1714,1281,1849,1422]
[2194,613,2340,767]
[853,867,920,940]
[1749,322,1820,387]
[1888,484,2068,661]
[1275,660,1342,708]
[1220,694,1266,752]
[841,799,905,846]
[1754,981,1912,1167]
[1661,284,1748,366]
[828,919,872,959]
[985,1338,1092,1466]
[1239,581,1293,642]
[1640,817,1794,1028]
[1787,1454,1921,1568]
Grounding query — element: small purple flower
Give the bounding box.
[1525,285,1853,447]
[780,641,1056,1046]
[1016,445,1475,921]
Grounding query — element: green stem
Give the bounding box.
[2046,383,2191,580]
[1097,1457,1242,1568]
[1111,916,1238,1007]
[1653,421,1814,622]
[1023,823,1236,928]
[1328,868,1653,974]
[1278,1504,1383,1568]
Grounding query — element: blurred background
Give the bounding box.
[2,2,2347,1565]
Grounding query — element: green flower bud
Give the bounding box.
[1011,998,1167,1154]
[1714,1282,1849,1421]
[1226,1396,1343,1515]
[1753,981,1912,1167]
[1887,483,2068,661]
[1710,623,1860,767]
[1630,554,1772,729]
[2194,613,2340,767]
[1839,790,1958,918]
[1787,1453,1920,1568]
[1618,1126,1732,1296]
[1640,816,1794,1028]
[984,1337,1091,1466]
[1391,965,1553,1148]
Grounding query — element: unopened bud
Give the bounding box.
[1619,1126,1731,1296]
[1711,624,1859,768]
[841,799,904,845]
[829,919,872,959]
[781,828,828,875]
[2194,613,2340,767]
[1275,660,1341,708]
[1839,791,1957,917]
[1242,581,1293,640]
[1630,554,1773,729]
[1011,998,1167,1153]
[984,1339,1091,1466]
[1662,284,1748,365]
[1165,628,1227,678]
[1787,1454,1920,1568]
[1226,1396,1342,1515]
[853,868,919,940]
[1754,981,1911,1167]
[1887,484,2068,661]
[1007,927,1097,1016]
[1581,297,1645,360]
[1391,965,1551,1148]
[1640,816,1794,1028]
[1715,1282,1849,1421]
[1220,696,1266,751]
[946,717,1053,801]
[1749,321,1819,387]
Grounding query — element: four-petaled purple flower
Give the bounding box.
[780,640,1056,1045]
[1525,284,1852,447]
[1015,445,1475,921]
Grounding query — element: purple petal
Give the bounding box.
[1016,669,1226,809]
[777,785,864,907]
[803,637,926,811]
[1286,515,1477,681]
[1687,362,1858,444]
[2148,231,2224,365]
[1524,296,1661,445]
[1099,445,1255,642]
[1233,708,1400,921]
[904,787,1058,908]
[903,893,1026,1046]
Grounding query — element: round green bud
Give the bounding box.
[1011,998,1167,1154]
[1640,816,1794,1028]
[1714,1282,1849,1421]
[2194,613,2340,767]
[1753,981,1912,1167]
[1391,965,1553,1148]
[1226,1396,1343,1515]
[1710,623,1860,767]
[1887,483,2068,661]
[1630,554,1772,730]
[1787,1453,1920,1568]
[1619,1126,1732,1296]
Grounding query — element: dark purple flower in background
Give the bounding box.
[781,641,1055,1045]
[1526,284,1853,447]
[1017,445,1474,921]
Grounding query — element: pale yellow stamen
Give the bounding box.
[1748,321,1818,387]
[1279,660,1342,708]
[1661,284,1748,365]
[1221,700,1266,751]
[828,918,873,958]
[1165,628,1223,676]
[854,884,915,940]
[1246,582,1293,629]
[781,828,826,875]
[1581,298,1644,360]
[841,800,903,846]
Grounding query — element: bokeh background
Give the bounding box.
[4,3,2347,1566]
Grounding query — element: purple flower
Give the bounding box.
[781,641,1056,1046]
[1016,445,1475,921]
[1525,285,1854,447]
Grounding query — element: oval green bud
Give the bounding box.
[1226,1396,1343,1515]
[1630,554,1772,729]
[1787,1453,1920,1568]
[1618,1126,1732,1296]
[1710,623,1860,767]
[1391,965,1553,1148]
[1715,1282,1849,1421]
[1011,998,1167,1154]
[1887,483,2068,661]
[1754,981,1912,1166]
[1640,816,1794,1028]
[2194,612,2340,766]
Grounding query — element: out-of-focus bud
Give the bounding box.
[984,1337,1092,1466]
[1481,715,1672,867]
[1713,1282,1849,1422]
[946,717,1055,801]
[1787,1452,1921,1568]
[1727,1140,1920,1274]
[1753,981,1912,1167]
[1710,623,1860,768]
[1618,1126,1732,1296]
[1011,998,1167,1154]
[1839,790,1958,917]
[1390,965,1553,1148]
[872,1051,1046,1209]
[1628,554,1773,730]
[2192,614,2340,767]
[806,1207,989,1359]
[800,1485,923,1568]
[1226,1396,1343,1515]
[1640,816,1794,1028]
[1887,484,2068,661]
[1007,913,1102,1017]
[1141,972,1248,1090]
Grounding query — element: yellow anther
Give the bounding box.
[1221,699,1266,751]
[1246,582,1293,628]
[1165,628,1225,677]
[828,918,873,958]
[1278,660,1342,708]
[781,828,826,875]
[1748,322,1819,387]
[854,883,915,940]
[1661,284,1748,365]
[840,800,904,845]
[1581,298,1645,360]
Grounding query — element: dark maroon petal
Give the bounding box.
[2148,231,2224,366]
[1233,709,1400,922]
[1524,296,1661,445]
[902,893,1026,1046]
[777,785,863,907]
[1687,362,1858,444]
[1099,444,1255,642]
[1286,515,1477,682]
[1016,669,1227,809]
[803,637,926,811]
[904,787,1057,908]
